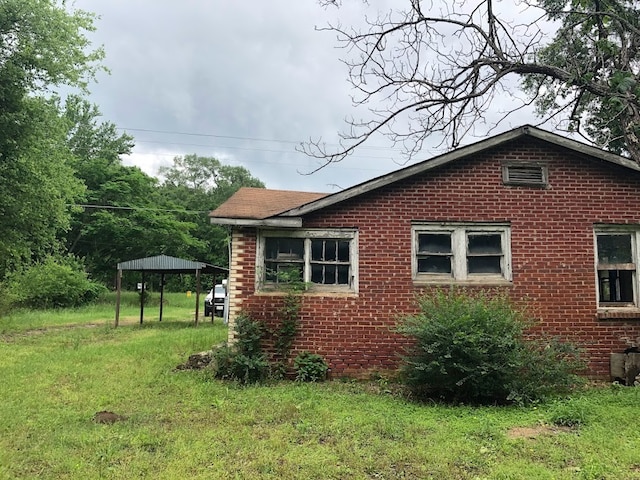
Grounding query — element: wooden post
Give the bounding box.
[195,268,201,326]
[159,273,165,322]
[115,269,122,327]
[140,271,145,324]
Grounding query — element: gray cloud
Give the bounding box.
[73,0,543,192]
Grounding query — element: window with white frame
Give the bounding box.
[412,223,512,283]
[595,228,639,307]
[257,229,358,292]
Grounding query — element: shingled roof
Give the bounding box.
[209,187,326,226]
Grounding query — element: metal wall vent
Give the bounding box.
[502,164,548,187]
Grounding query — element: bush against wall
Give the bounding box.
[210,312,269,384]
[4,256,106,309]
[395,288,584,405]
[294,352,329,382]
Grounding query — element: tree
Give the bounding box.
[159,154,265,268]
[0,97,84,278]
[0,0,103,162]
[0,0,103,278]
[305,0,640,166]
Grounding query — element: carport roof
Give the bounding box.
[117,254,228,274]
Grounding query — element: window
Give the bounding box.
[258,229,358,292]
[412,223,511,283]
[595,229,638,307]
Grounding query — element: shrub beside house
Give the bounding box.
[210,125,640,379]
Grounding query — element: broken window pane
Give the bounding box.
[265,238,304,260]
[338,241,350,262]
[598,270,634,303]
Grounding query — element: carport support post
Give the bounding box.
[115,268,122,328]
[194,268,201,326]
[140,271,145,325]
[159,273,165,322]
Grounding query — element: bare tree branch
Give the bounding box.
[301,0,640,168]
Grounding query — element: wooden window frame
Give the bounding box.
[256,229,358,293]
[412,223,512,285]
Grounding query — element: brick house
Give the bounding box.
[209,125,640,378]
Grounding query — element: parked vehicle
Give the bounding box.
[204,283,226,317]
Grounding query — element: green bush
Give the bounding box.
[395,288,584,405]
[210,313,268,384]
[294,352,329,382]
[6,256,107,309]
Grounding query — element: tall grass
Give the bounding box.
[1,303,640,479]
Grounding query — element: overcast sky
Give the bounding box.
[72,0,544,193]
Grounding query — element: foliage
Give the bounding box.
[158,154,265,276]
[0,97,85,279]
[5,256,106,309]
[307,0,640,166]
[210,313,269,384]
[294,352,329,382]
[523,0,640,159]
[268,270,306,377]
[395,288,584,405]
[2,310,640,479]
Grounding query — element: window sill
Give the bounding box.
[413,277,513,287]
[255,289,358,298]
[597,308,640,320]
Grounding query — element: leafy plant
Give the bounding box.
[294,352,329,382]
[210,312,268,384]
[270,269,306,377]
[395,288,584,405]
[5,255,106,309]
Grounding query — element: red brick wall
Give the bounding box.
[229,138,640,378]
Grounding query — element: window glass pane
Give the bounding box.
[325,264,336,283]
[598,270,634,302]
[325,240,337,261]
[468,256,502,274]
[337,265,349,284]
[597,235,632,263]
[338,241,350,262]
[311,240,323,261]
[265,237,304,260]
[418,256,451,273]
[418,233,451,253]
[311,264,323,283]
[468,234,502,255]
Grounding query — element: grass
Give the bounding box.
[1,296,640,479]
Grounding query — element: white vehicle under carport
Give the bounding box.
[204,284,226,317]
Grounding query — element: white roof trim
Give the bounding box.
[210,217,302,228]
[279,125,640,217]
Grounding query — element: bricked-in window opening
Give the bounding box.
[257,229,358,293]
[502,163,548,187]
[596,233,636,306]
[412,223,511,284]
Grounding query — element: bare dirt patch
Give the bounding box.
[506,425,575,439]
[93,411,126,424]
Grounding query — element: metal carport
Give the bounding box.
[115,254,228,327]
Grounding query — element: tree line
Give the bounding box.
[0,0,262,308]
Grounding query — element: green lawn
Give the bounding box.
[1,295,639,479]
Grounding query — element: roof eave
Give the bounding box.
[280,125,640,217]
[210,217,302,228]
